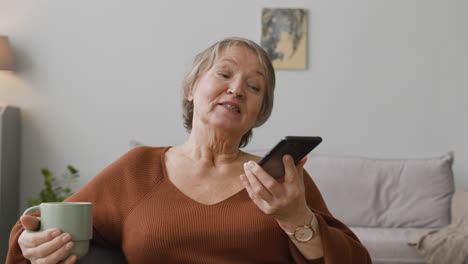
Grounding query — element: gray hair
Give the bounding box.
[181,37,276,148]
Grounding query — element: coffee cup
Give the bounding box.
[22,202,93,258]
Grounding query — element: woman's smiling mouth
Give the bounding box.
[219,102,241,113]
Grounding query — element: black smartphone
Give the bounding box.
[258,136,322,179]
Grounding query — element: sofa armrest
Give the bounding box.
[452,188,468,224]
[76,244,126,264]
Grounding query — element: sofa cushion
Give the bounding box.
[306,153,455,228]
[351,227,433,264]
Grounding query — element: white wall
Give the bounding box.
[0,0,467,213]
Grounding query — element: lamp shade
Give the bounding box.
[0,36,13,71]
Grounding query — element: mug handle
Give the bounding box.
[22,205,40,232]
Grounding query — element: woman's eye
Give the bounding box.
[249,85,260,92]
[217,72,229,78]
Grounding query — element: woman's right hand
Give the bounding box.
[18,215,77,264]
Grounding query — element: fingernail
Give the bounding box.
[65,241,74,250]
[62,233,71,242]
[51,231,60,237]
[248,161,255,168]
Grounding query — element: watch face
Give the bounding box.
[294,226,314,242]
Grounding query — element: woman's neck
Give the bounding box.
[180,128,244,167]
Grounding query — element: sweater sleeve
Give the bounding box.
[288,170,372,264]
[6,146,162,264]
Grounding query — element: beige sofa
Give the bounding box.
[305,152,467,264]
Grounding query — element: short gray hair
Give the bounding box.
[181,37,276,148]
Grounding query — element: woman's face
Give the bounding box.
[189,46,266,136]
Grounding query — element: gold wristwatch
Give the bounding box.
[285,214,319,242]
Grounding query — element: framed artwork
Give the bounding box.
[261,8,308,70]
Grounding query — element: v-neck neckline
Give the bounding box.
[160,146,247,207]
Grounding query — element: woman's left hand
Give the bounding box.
[240,155,312,226]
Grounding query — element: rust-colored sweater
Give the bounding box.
[7,146,371,263]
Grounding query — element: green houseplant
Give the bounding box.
[28,165,80,206]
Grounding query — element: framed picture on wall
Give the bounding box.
[261,8,308,70]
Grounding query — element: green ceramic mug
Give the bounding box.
[22,202,93,259]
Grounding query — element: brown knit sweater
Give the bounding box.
[7,146,371,263]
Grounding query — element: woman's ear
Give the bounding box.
[186,89,194,101]
[188,80,199,101]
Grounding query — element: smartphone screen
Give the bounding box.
[258,136,322,179]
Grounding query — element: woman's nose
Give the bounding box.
[227,79,244,98]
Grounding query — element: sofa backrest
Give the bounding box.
[304,152,455,228]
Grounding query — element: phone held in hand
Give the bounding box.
[258,136,322,179]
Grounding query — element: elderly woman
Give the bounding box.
[7,37,371,264]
